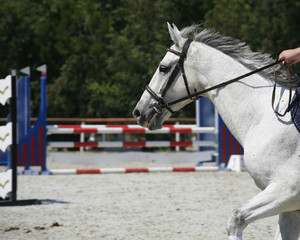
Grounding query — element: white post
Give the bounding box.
[175,121,180,152]
[80,121,85,152]
[196,99,200,127]
[195,99,200,148]
[215,106,219,163]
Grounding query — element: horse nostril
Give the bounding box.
[133,109,141,119]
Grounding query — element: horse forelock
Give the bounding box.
[179,25,299,87]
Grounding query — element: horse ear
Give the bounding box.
[167,22,184,47]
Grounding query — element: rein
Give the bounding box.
[146,38,293,117]
[272,69,293,117]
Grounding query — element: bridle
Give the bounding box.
[146,38,292,117]
[146,38,193,114]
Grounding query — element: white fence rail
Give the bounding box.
[47,124,218,152]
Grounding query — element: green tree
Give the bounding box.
[205,0,300,56]
[0,0,40,75]
[33,0,111,117]
[0,0,298,119]
[85,0,175,117]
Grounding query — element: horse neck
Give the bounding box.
[192,43,274,145]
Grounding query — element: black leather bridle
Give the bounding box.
[146,38,193,114]
[146,38,283,115]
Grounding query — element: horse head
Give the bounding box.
[132,23,202,130]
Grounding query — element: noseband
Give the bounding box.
[146,38,284,115]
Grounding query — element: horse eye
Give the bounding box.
[159,65,169,73]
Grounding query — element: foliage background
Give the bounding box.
[0,0,299,118]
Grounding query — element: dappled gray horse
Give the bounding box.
[133,23,300,240]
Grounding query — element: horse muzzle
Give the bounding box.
[132,105,156,128]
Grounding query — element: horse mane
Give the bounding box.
[180,25,299,87]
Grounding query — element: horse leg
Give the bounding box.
[274,211,300,240]
[227,182,300,240]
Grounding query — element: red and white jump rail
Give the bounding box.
[47,124,216,134]
[48,140,218,148]
[50,166,219,175]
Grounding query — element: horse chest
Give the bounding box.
[244,156,273,190]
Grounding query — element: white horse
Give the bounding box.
[132,23,300,240]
